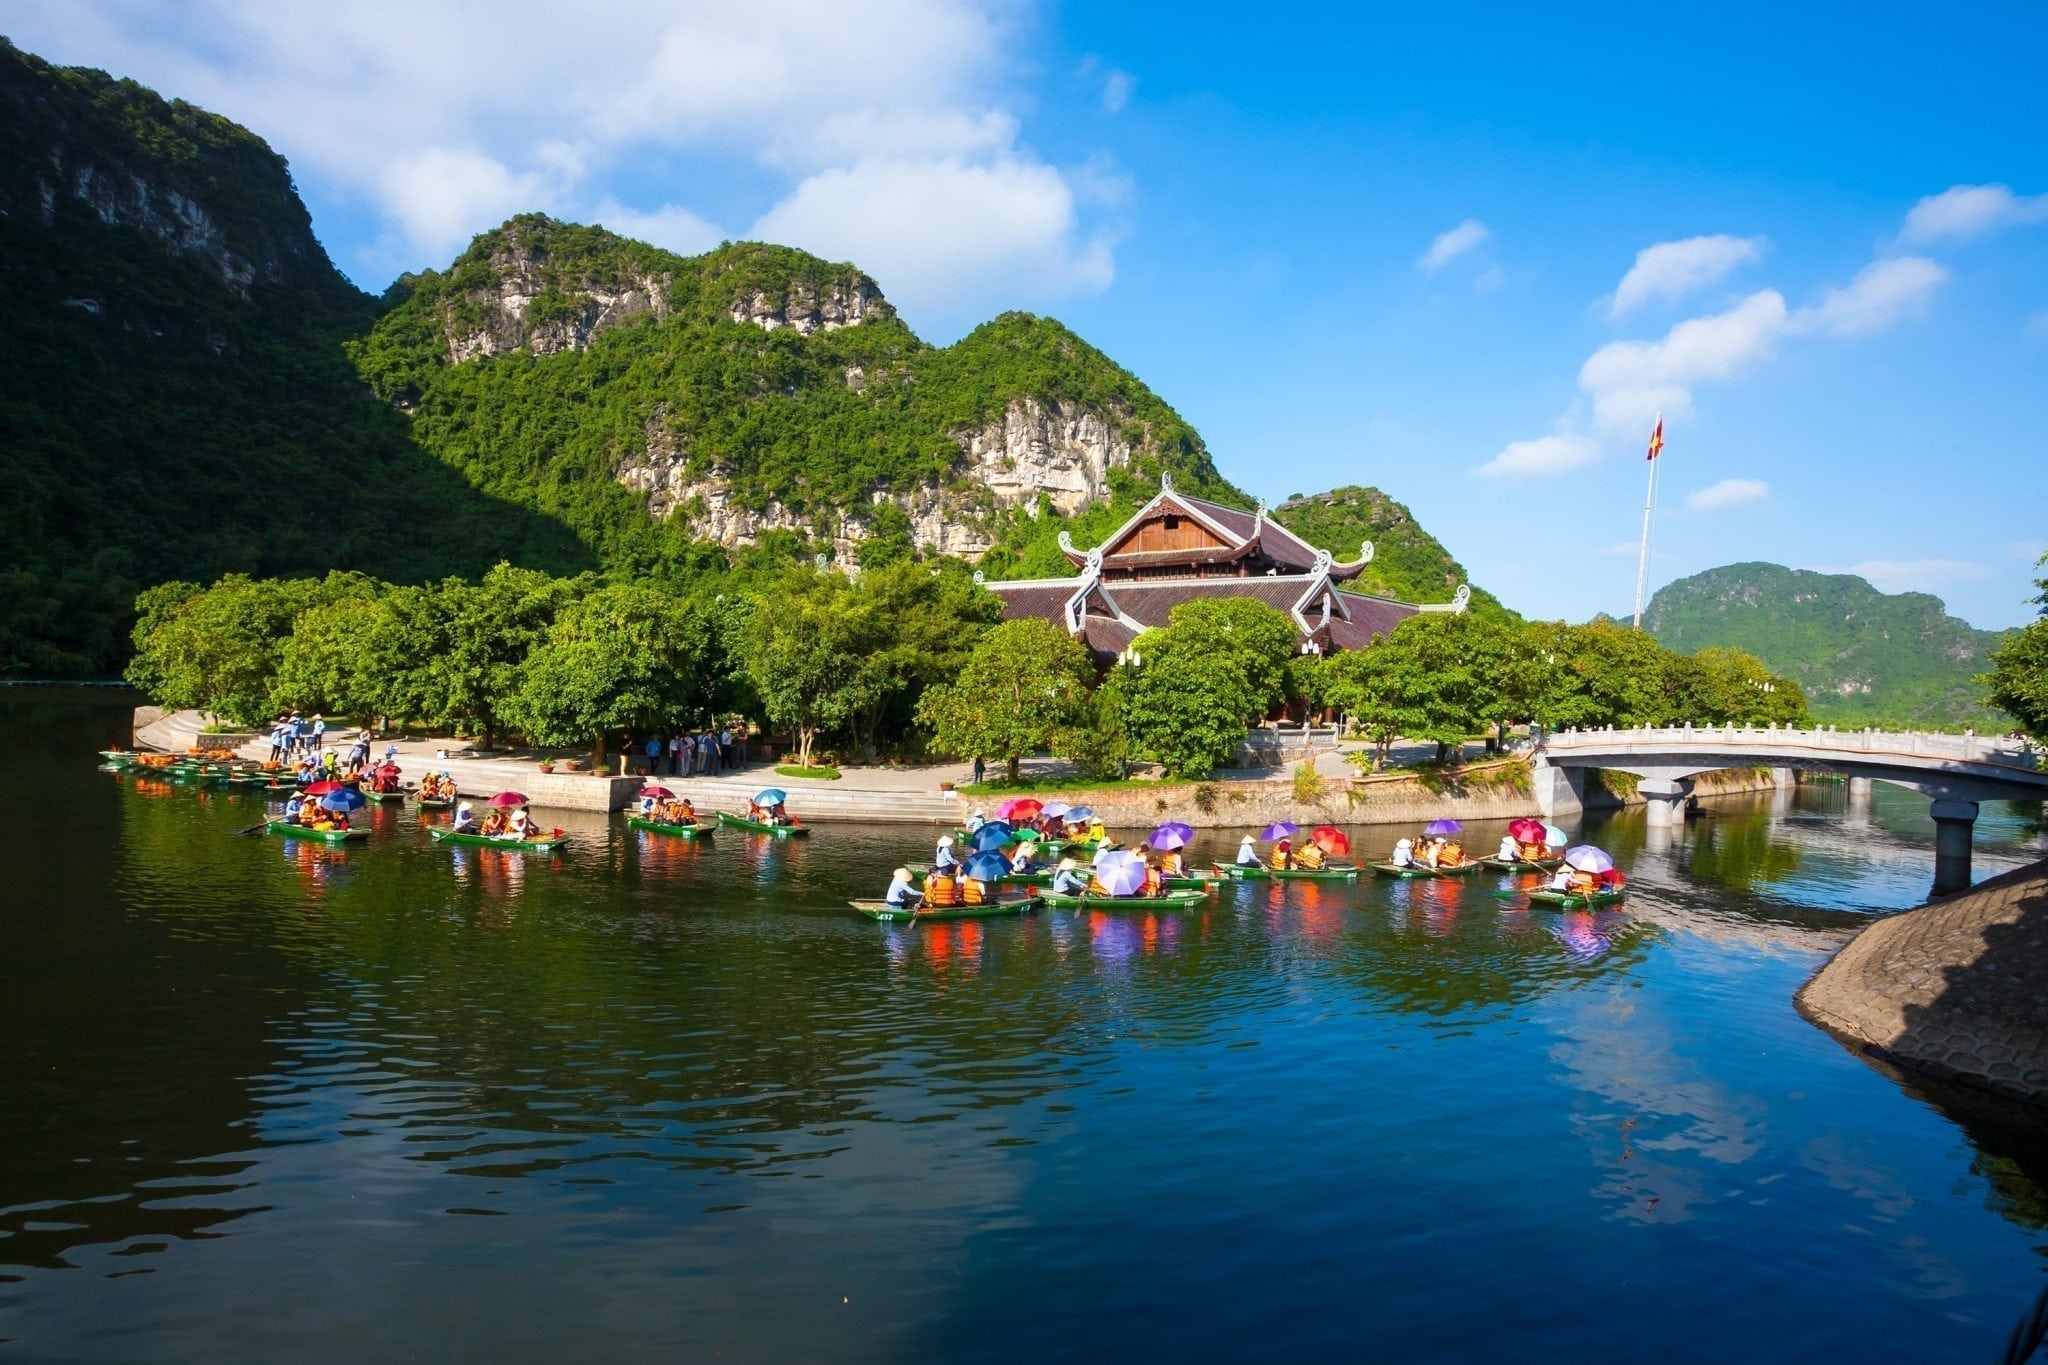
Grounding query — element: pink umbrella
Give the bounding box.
[640,786,675,799]
[488,791,530,808]
[996,797,1044,822]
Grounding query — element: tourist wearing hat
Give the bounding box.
[1051,857,1087,895]
[1391,837,1414,868]
[934,832,960,872]
[453,801,476,832]
[884,867,922,910]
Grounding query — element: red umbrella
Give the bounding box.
[996,797,1044,822]
[1507,817,1546,842]
[640,785,675,799]
[488,791,530,808]
[303,780,345,795]
[1310,825,1351,855]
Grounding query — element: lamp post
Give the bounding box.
[1115,647,1142,780]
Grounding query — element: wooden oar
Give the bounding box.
[236,820,270,836]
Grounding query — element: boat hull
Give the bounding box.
[628,816,715,838]
[429,827,567,853]
[717,811,810,837]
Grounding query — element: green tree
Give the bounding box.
[124,572,372,724]
[1346,614,1492,762]
[1320,646,1417,768]
[737,569,878,769]
[916,618,1093,780]
[270,592,389,720]
[1155,598,1303,717]
[374,566,586,747]
[1983,555,2048,740]
[1545,620,1675,729]
[502,583,715,765]
[838,560,1003,759]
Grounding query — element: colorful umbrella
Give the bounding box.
[1543,823,1568,848]
[971,824,1013,853]
[488,791,529,808]
[1155,821,1194,840]
[1310,825,1351,855]
[754,788,787,806]
[1423,818,1463,836]
[640,785,675,799]
[319,787,366,812]
[1094,851,1148,897]
[1564,845,1615,874]
[1507,817,1546,842]
[996,797,1043,821]
[303,779,345,795]
[1066,806,1095,822]
[1259,821,1299,841]
[1149,826,1190,850]
[963,850,1011,880]
[1041,801,1072,818]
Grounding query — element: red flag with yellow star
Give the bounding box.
[1646,416,1665,461]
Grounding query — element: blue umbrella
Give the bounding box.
[1149,826,1189,850]
[963,850,1011,880]
[754,788,787,806]
[1423,818,1464,836]
[1543,823,1568,848]
[1066,806,1095,822]
[319,787,366,812]
[1563,845,1615,874]
[1260,821,1299,841]
[972,823,1014,853]
[1095,851,1148,897]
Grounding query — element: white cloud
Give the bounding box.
[590,199,726,258]
[1475,432,1600,479]
[1609,234,1765,317]
[1788,256,1947,337]
[1684,478,1768,512]
[1102,69,1135,114]
[751,155,1115,317]
[1419,219,1489,273]
[5,0,1114,321]
[1809,559,1993,594]
[1901,184,2048,243]
[1579,290,1787,436]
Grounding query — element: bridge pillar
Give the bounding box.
[1769,767,1793,815]
[1640,777,1693,828]
[1930,798,1979,897]
[1847,776,1873,811]
[1530,759,1583,818]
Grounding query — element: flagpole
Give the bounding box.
[1631,414,1661,629]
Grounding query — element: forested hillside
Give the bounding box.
[1642,562,2011,730]
[1271,486,1509,615]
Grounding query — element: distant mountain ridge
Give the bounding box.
[1639,562,2009,730]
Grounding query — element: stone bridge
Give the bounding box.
[1532,724,2048,894]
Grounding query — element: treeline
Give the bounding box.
[131,568,1810,780]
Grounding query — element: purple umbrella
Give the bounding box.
[1149,826,1190,850]
[1155,821,1194,840]
[1563,844,1615,874]
[1094,851,1148,897]
[1041,801,1072,818]
[1260,822,1299,841]
[1423,819,1464,836]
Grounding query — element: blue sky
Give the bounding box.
[12,2,2045,626]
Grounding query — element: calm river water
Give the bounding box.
[4,688,2048,1360]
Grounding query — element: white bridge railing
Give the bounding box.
[1538,723,2042,774]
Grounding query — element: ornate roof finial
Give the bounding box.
[1160,469,1174,493]
[1057,529,1077,555]
[1450,584,1471,614]
[972,569,985,585]
[1254,498,1267,522]
[1359,539,1375,566]
[814,552,828,570]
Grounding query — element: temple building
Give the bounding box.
[981,473,1469,661]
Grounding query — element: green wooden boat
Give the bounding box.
[1271,865,1360,882]
[1211,862,1273,880]
[265,820,367,844]
[419,797,455,811]
[1040,888,1209,912]
[363,786,409,804]
[627,815,715,839]
[849,893,1041,922]
[1481,856,1563,873]
[1525,887,1626,910]
[1370,862,1436,879]
[717,810,810,837]
[98,749,137,763]
[429,826,568,853]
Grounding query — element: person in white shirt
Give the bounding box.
[454,802,476,831]
[1497,834,1519,863]
[1235,834,1260,867]
[1391,838,1415,868]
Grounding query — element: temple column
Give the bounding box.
[1930,798,1979,897]
[1640,777,1693,829]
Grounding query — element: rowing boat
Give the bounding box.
[98,749,136,763]
[1370,862,1436,879]
[364,787,409,804]
[1211,862,1357,881]
[1525,887,1626,909]
[717,811,810,837]
[1480,856,1563,873]
[419,797,454,810]
[1431,860,1485,876]
[428,826,568,853]
[1039,889,1209,911]
[849,893,1041,922]
[627,816,715,839]
[265,820,367,844]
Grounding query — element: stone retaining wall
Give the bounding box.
[1798,858,2048,1106]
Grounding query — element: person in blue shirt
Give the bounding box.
[1051,858,1087,895]
[310,715,327,755]
[884,868,922,910]
[282,792,306,824]
[933,833,960,872]
[1009,841,1038,874]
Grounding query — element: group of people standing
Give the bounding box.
[639,724,746,777]
[266,712,327,765]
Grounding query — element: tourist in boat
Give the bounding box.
[1295,840,1326,870]
[965,810,987,833]
[509,806,533,838]
[372,761,402,794]
[1497,834,1520,863]
[1087,816,1108,843]
[480,808,506,837]
[934,833,960,873]
[1416,837,1442,869]
[1235,834,1260,867]
[1051,858,1087,895]
[1391,837,1415,868]
[961,870,993,905]
[1158,846,1187,877]
[884,868,922,910]
[1141,856,1163,897]
[673,797,697,824]
[1009,841,1038,874]
[1440,839,1466,867]
[924,869,960,908]
[282,792,307,824]
[637,792,659,817]
[454,802,476,832]
[1271,837,1293,871]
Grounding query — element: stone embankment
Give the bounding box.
[1799,858,2048,1106]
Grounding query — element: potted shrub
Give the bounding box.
[537,760,555,774]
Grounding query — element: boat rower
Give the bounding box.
[1391,838,1414,868]
[1051,858,1087,895]
[965,810,987,833]
[1496,834,1519,863]
[884,867,923,910]
[1235,834,1261,867]
[454,802,476,832]
[934,833,960,872]
[282,792,306,824]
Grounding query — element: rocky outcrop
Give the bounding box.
[36,150,273,295]
[727,276,887,334]
[443,237,672,362]
[616,395,1140,558]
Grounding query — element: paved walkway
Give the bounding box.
[1799,857,2048,1106]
